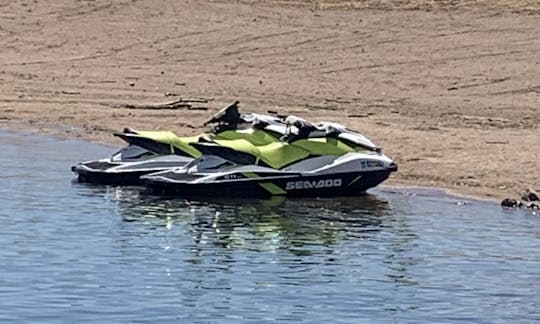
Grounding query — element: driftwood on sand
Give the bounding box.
[113,98,213,110]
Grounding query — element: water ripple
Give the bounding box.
[2,129,540,323]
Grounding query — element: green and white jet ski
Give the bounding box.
[71,102,287,185]
[141,116,397,198]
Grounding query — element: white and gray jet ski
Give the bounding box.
[142,117,397,198]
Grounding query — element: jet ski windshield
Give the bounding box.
[184,154,235,173]
[204,101,243,133]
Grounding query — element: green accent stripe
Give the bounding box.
[259,182,286,195]
[242,172,286,195]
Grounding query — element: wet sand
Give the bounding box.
[1,0,538,200]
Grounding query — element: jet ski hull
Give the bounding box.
[73,167,149,185]
[143,169,395,198]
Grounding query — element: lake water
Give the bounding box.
[1,129,539,323]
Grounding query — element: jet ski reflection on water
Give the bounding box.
[71,101,288,185]
[142,115,397,198]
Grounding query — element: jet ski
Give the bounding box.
[141,116,397,198]
[71,101,288,185]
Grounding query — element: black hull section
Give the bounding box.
[143,170,393,198]
[73,168,151,186]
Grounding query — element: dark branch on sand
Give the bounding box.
[113,98,212,110]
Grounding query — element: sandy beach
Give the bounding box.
[1,0,538,201]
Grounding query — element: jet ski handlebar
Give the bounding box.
[281,115,318,142]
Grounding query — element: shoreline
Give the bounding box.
[0,118,512,204]
[1,0,538,202]
[0,121,500,204]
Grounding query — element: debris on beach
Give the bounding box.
[501,188,539,209]
[522,188,539,202]
[113,98,213,111]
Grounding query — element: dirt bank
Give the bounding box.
[1,0,538,200]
